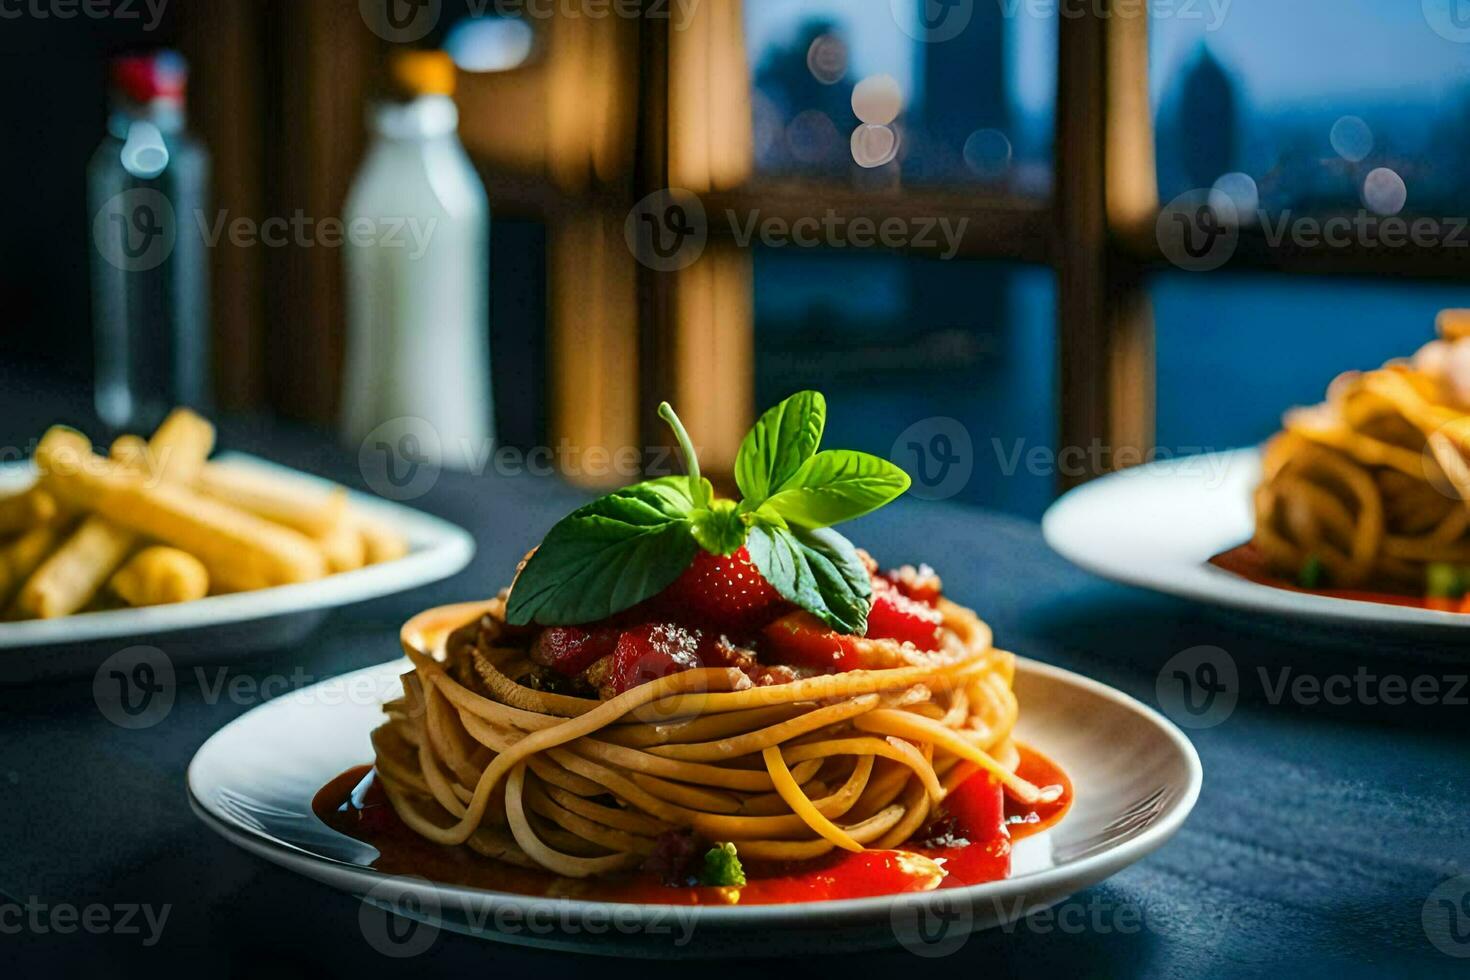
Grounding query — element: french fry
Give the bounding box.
[0,524,63,607]
[36,429,326,591]
[196,461,347,537]
[109,434,148,466]
[17,519,137,619]
[1437,308,1470,341]
[317,516,366,574]
[18,413,218,619]
[142,408,216,484]
[0,487,57,536]
[109,547,209,607]
[356,512,409,565]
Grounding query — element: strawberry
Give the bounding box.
[866,578,943,651]
[883,564,943,606]
[762,611,865,672]
[532,626,622,677]
[601,623,704,696]
[658,546,784,632]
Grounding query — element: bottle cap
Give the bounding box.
[387,50,456,99]
[111,51,188,106]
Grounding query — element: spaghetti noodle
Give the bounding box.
[369,593,1055,880]
[1250,310,1470,596]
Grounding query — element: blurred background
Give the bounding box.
[3,0,1468,518]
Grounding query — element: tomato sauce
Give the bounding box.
[1211,543,1465,612]
[311,745,1071,906]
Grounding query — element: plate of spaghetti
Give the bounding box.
[1045,310,1470,637]
[189,393,1200,956]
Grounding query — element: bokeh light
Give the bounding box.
[1209,172,1260,225]
[805,33,847,85]
[787,110,841,165]
[850,123,899,168]
[445,16,534,73]
[1329,115,1374,163]
[851,74,903,126]
[962,129,1012,178]
[1363,167,1407,215]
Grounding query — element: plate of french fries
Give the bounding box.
[0,408,474,682]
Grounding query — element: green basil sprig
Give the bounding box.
[506,391,911,630]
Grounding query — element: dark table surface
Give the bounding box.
[3,376,1468,979]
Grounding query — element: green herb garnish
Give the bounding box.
[1426,562,1464,599]
[1297,554,1325,590]
[505,391,910,631]
[699,842,746,887]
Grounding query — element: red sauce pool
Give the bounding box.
[1211,543,1466,612]
[312,745,1072,906]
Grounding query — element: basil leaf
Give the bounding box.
[760,450,911,530]
[691,499,748,556]
[735,391,826,505]
[506,478,698,626]
[746,524,871,634]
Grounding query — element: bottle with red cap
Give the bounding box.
[89,50,211,431]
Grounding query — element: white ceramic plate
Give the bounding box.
[0,453,474,683]
[1042,447,1470,636]
[188,657,1202,958]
